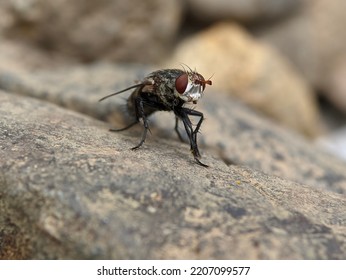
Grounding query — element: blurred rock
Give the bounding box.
[165,22,320,137]
[0,0,183,63]
[256,0,346,113]
[0,60,153,124]
[0,40,74,72]
[317,126,346,162]
[1,91,346,259]
[186,0,300,23]
[324,57,346,112]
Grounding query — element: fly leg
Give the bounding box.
[184,108,204,148]
[175,108,208,167]
[174,116,185,142]
[131,96,151,150]
[109,121,138,132]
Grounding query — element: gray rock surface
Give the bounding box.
[1,59,346,259]
[1,1,346,261]
[1,91,346,259]
[1,63,346,196]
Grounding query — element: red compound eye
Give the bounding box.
[175,73,188,94]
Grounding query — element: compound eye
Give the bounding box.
[175,73,188,94]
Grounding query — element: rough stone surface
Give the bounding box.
[0,0,183,63]
[155,92,346,196]
[165,22,320,137]
[1,62,346,196]
[186,0,300,23]
[1,91,346,259]
[256,0,346,113]
[1,41,346,259]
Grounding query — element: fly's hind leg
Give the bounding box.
[131,96,151,150]
[109,100,150,150]
[109,121,138,132]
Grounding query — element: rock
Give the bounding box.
[0,61,153,125]
[0,0,183,63]
[155,91,346,196]
[0,40,74,72]
[323,57,346,112]
[0,61,345,195]
[316,126,346,162]
[1,91,346,259]
[165,22,320,137]
[186,0,301,23]
[256,0,346,113]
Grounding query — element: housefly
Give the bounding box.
[99,67,212,167]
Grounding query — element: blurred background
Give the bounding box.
[1,0,346,161]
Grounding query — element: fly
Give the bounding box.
[99,67,212,167]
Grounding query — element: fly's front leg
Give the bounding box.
[184,108,204,146]
[131,96,150,150]
[181,116,194,151]
[175,108,207,167]
[174,116,185,142]
[181,109,204,159]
